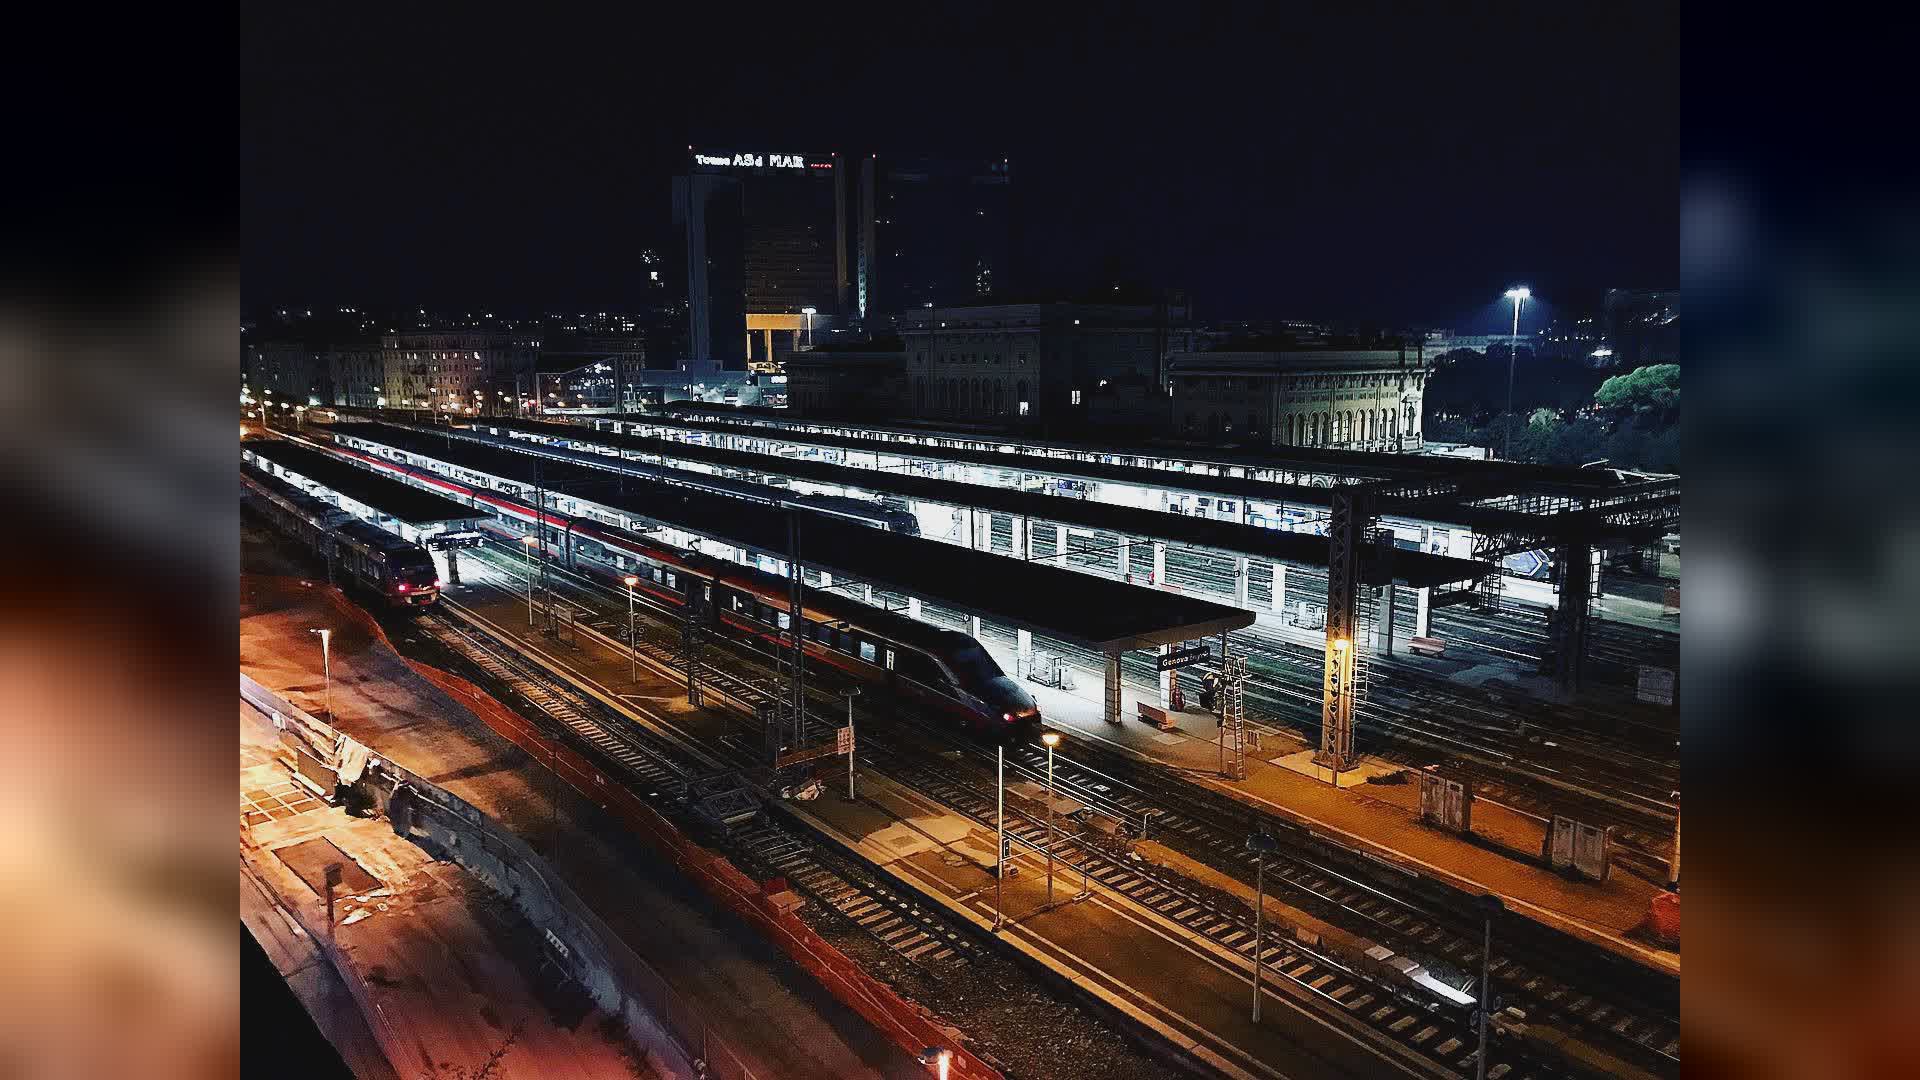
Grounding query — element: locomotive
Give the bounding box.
[242,462,442,608]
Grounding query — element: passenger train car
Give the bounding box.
[242,462,442,608]
[312,437,1039,738]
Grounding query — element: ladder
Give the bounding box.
[1222,652,1249,780]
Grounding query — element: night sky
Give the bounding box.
[241,1,1676,329]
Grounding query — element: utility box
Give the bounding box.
[1546,815,1613,882]
[1418,770,1472,834]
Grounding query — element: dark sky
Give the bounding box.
[241,1,1676,329]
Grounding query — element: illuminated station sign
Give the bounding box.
[692,150,832,170]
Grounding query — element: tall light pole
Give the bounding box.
[1041,731,1061,904]
[994,743,1006,931]
[801,306,816,349]
[521,534,540,627]
[1245,830,1280,1021]
[840,686,861,800]
[1475,893,1505,1080]
[1502,286,1530,460]
[623,575,640,682]
[308,628,333,721]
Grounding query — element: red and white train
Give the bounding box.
[313,436,1043,740]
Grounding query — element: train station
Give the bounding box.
[545,406,1679,693]
[301,423,1263,741]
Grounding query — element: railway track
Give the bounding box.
[411,596,980,979]
[858,728,1605,1080]
[443,541,1681,1077]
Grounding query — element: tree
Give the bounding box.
[1595,364,1679,417]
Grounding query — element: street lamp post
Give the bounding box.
[521,534,540,627]
[623,575,640,682]
[1041,730,1061,904]
[994,743,1006,931]
[308,628,333,721]
[1246,830,1280,1021]
[840,686,861,800]
[1502,286,1530,460]
[1476,894,1505,1080]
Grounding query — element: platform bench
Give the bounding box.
[1136,702,1178,731]
[1407,636,1447,658]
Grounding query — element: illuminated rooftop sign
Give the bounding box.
[693,150,825,170]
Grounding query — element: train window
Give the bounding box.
[884,648,896,671]
[894,650,945,687]
[652,566,663,583]
[665,572,676,589]
[837,630,854,653]
[777,611,791,631]
[858,641,877,664]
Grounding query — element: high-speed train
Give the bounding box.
[241,461,442,608]
[312,438,1040,739]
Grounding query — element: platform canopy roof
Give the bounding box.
[589,409,1676,547]
[642,402,1638,493]
[323,423,1255,651]
[242,435,478,525]
[455,417,1489,589]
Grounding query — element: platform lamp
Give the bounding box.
[623,575,640,682]
[1502,286,1530,460]
[801,306,817,349]
[1245,830,1281,1021]
[307,628,333,722]
[1041,730,1061,904]
[839,686,862,800]
[520,533,541,626]
[1475,893,1505,1080]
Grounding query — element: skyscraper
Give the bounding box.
[857,156,1012,325]
[675,149,845,372]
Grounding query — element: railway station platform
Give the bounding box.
[241,702,645,1080]
[959,634,1678,972]
[239,542,923,1080]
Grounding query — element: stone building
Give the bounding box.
[891,302,1188,431]
[1167,348,1427,450]
[783,340,908,419]
[381,329,540,415]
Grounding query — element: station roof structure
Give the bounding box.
[453,417,1489,589]
[615,407,1678,550]
[639,403,1646,494]
[242,435,479,526]
[321,423,1255,651]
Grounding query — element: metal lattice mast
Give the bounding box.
[786,510,808,751]
[1317,488,1360,773]
[683,586,705,708]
